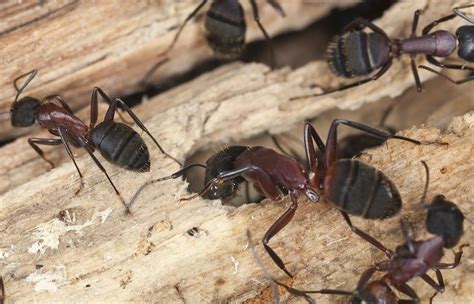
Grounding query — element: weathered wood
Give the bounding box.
[0,0,468,195]
[0,107,472,302]
[0,0,357,140]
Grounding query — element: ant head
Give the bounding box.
[10,96,41,127]
[426,195,465,248]
[456,26,474,62]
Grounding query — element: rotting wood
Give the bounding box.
[0,0,468,195]
[0,0,358,140]
[0,100,472,302]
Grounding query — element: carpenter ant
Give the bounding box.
[418,4,474,85]
[180,119,424,277]
[420,161,465,249]
[291,5,474,100]
[0,70,181,213]
[142,0,285,84]
[128,145,248,208]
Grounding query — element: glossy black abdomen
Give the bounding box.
[324,159,401,219]
[204,0,246,60]
[91,122,150,172]
[457,26,474,62]
[327,31,390,78]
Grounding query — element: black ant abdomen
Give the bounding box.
[327,31,389,78]
[457,26,474,61]
[205,0,246,60]
[325,159,402,219]
[91,122,151,172]
[426,195,465,249]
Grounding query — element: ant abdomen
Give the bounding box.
[91,122,150,172]
[205,0,246,60]
[327,31,390,78]
[324,159,402,219]
[10,97,40,127]
[456,26,474,61]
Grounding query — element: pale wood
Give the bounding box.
[0,106,472,302]
[0,0,358,140]
[0,0,468,195]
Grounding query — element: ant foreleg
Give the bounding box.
[28,138,62,168]
[433,244,468,269]
[418,65,474,85]
[263,200,298,278]
[341,212,393,258]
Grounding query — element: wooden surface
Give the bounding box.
[0,0,472,303]
[0,0,357,141]
[0,0,468,195]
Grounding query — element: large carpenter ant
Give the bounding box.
[176,119,424,277]
[142,0,285,84]
[292,5,474,100]
[0,70,181,213]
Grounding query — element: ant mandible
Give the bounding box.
[0,70,182,213]
[291,4,474,100]
[179,119,423,277]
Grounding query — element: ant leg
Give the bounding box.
[266,0,285,17]
[291,60,393,100]
[422,13,456,35]
[425,55,474,71]
[453,4,474,23]
[90,87,131,127]
[113,98,182,166]
[341,212,393,258]
[433,244,468,269]
[81,144,131,214]
[420,273,444,293]
[42,95,74,114]
[127,164,206,209]
[324,119,420,168]
[13,69,38,103]
[418,65,474,85]
[28,138,62,168]
[392,282,420,303]
[270,134,301,162]
[249,0,278,68]
[411,10,421,37]
[181,165,280,201]
[263,200,298,278]
[139,57,170,88]
[410,55,423,91]
[57,128,85,194]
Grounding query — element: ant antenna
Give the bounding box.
[419,160,430,207]
[13,69,38,103]
[453,4,474,23]
[127,163,207,210]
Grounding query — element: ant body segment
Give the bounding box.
[0,70,181,213]
[292,5,474,100]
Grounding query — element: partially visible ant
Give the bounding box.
[276,161,468,304]
[0,70,182,213]
[143,0,285,84]
[291,5,474,100]
[177,119,424,278]
[420,161,465,249]
[128,145,248,208]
